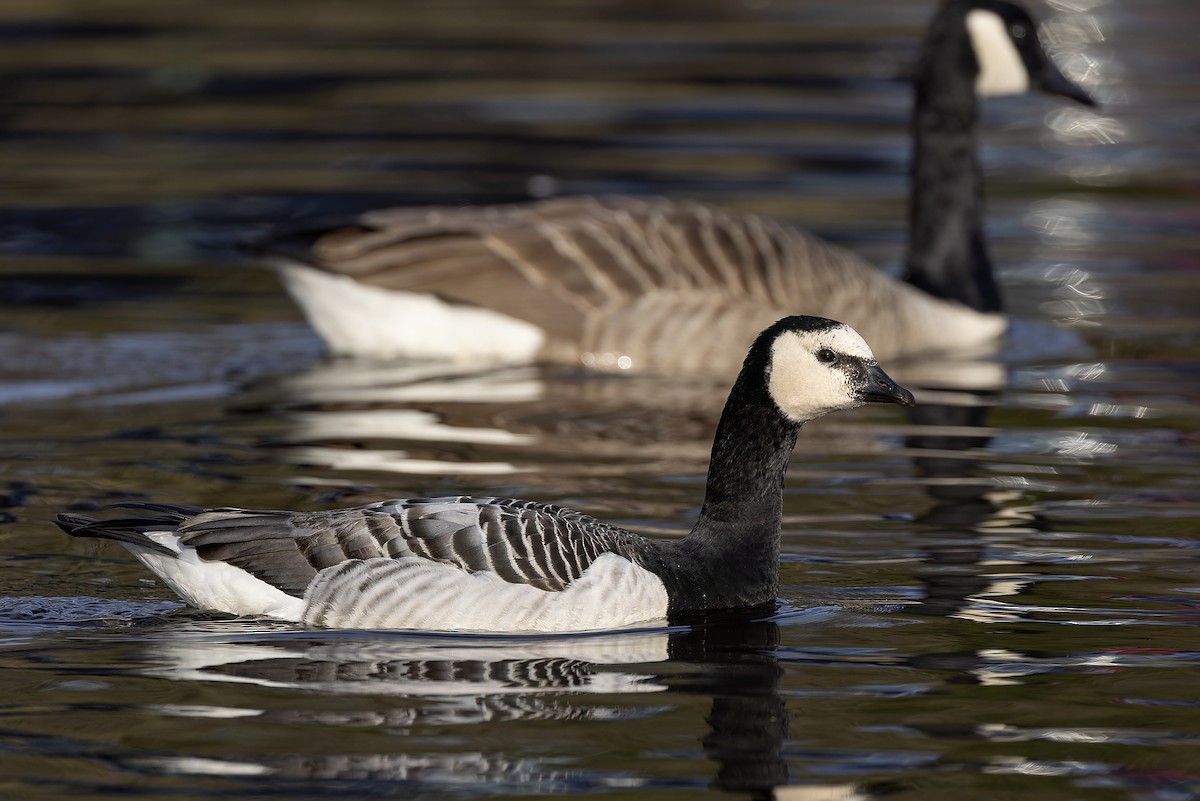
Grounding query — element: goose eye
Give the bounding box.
[1010,23,1027,39]
[816,348,837,364]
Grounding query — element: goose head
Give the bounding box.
[760,317,916,424]
[961,0,1096,106]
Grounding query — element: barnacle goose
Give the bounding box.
[253,0,1093,374]
[57,316,914,632]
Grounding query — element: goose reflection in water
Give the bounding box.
[900,347,1159,631]
[895,341,1141,688]
[129,610,844,799]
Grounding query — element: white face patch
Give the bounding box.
[966,9,1031,97]
[766,325,877,423]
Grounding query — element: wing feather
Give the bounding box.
[164,497,638,599]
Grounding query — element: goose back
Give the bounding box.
[176,496,652,595]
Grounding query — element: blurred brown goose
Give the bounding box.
[256,0,1093,376]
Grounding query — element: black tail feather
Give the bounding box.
[55,505,199,557]
[101,501,207,519]
[238,215,369,264]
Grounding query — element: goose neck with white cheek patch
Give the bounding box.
[766,325,877,423]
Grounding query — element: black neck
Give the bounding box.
[656,370,800,613]
[697,377,800,528]
[903,8,1003,313]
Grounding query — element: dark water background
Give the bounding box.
[1,1,1198,799]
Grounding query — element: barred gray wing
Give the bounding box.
[177,496,636,596]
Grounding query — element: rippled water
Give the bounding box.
[1,1,1198,799]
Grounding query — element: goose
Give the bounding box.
[57,315,915,633]
[254,0,1094,375]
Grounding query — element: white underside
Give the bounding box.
[273,260,545,362]
[125,535,669,633]
[125,534,305,620]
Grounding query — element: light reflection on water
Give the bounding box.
[0,0,1197,799]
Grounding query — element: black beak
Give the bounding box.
[861,364,916,407]
[1037,53,1097,108]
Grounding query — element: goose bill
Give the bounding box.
[861,365,916,407]
[1037,56,1096,107]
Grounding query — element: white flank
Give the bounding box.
[966,9,1031,97]
[302,553,670,633]
[123,533,305,621]
[892,286,1008,364]
[273,260,545,362]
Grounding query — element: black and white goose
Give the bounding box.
[57,316,914,632]
[255,0,1094,375]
